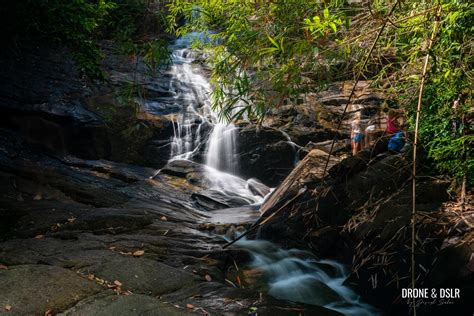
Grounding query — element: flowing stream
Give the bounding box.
[152,33,377,315]
[235,239,379,316]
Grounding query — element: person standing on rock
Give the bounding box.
[351,112,364,155]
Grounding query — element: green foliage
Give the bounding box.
[1,0,116,78]
[388,1,473,182]
[304,8,343,36]
[1,0,170,79]
[167,0,349,122]
[167,0,472,183]
[143,39,171,75]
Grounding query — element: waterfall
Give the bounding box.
[163,33,237,172]
[205,122,238,173]
[165,33,214,161]
[155,32,266,203]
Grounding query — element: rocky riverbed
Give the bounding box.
[0,130,344,315]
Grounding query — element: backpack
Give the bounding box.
[388,131,405,152]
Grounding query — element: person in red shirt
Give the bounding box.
[386,109,399,134]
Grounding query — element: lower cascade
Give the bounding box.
[235,239,380,316]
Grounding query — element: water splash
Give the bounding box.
[204,166,263,205]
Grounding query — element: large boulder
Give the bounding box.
[236,125,297,187]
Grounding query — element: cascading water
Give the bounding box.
[205,123,239,174]
[157,32,259,203]
[165,32,239,171]
[166,33,213,161]
[235,239,379,316]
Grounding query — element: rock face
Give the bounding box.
[0,46,110,159]
[255,144,473,315]
[0,264,102,315]
[236,125,297,187]
[236,80,391,186]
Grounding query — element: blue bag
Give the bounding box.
[388,131,405,152]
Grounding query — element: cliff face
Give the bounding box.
[0,46,110,159]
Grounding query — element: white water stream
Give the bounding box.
[164,32,259,203]
[236,239,380,316]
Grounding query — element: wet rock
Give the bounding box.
[269,279,343,306]
[237,126,297,187]
[59,156,156,182]
[61,292,194,316]
[192,191,249,210]
[246,178,270,197]
[160,159,258,210]
[192,191,231,210]
[0,144,130,207]
[225,225,246,240]
[162,282,342,315]
[207,205,261,226]
[285,126,336,147]
[0,264,101,315]
[161,159,206,179]
[78,256,198,296]
[198,223,216,231]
